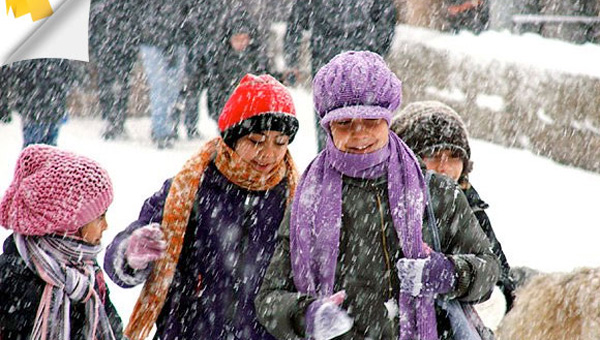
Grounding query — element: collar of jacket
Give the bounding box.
[463,185,489,211]
[343,173,388,192]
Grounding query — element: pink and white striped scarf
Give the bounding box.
[14,234,116,340]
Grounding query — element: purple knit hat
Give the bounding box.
[313,51,402,128]
[0,145,113,236]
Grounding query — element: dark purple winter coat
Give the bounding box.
[104,162,288,339]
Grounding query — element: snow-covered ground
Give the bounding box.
[393,24,600,79]
[2,85,600,332]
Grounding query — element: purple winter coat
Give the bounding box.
[104,162,287,339]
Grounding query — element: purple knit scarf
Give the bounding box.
[14,234,117,340]
[290,132,438,340]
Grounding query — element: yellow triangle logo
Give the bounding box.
[6,0,53,22]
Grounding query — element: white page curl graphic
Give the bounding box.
[1,0,90,66]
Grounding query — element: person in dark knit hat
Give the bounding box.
[0,144,123,340]
[390,101,471,186]
[104,74,299,340]
[391,100,515,313]
[256,51,499,340]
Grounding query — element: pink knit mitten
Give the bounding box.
[125,223,167,270]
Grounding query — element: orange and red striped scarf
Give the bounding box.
[124,137,297,340]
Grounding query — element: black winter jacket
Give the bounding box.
[89,0,139,72]
[135,1,199,50]
[463,184,515,311]
[285,0,397,75]
[9,59,76,123]
[0,66,11,122]
[204,2,271,119]
[0,235,124,340]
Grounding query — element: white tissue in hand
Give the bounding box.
[313,302,354,340]
[384,298,399,321]
[397,257,428,296]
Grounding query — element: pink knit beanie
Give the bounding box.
[0,145,113,236]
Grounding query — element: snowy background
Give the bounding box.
[2,28,600,332]
[394,24,600,79]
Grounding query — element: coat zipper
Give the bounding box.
[376,192,394,300]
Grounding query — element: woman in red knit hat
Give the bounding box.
[104,74,300,340]
[0,144,123,340]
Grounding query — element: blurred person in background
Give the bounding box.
[284,0,397,151]
[0,66,11,124]
[8,59,76,148]
[134,1,200,149]
[198,0,280,133]
[445,0,490,33]
[89,0,139,140]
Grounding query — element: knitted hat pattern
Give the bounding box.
[0,145,113,236]
[312,50,402,128]
[391,100,471,170]
[218,74,299,147]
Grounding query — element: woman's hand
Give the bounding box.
[306,290,354,340]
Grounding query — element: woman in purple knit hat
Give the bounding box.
[255,51,499,340]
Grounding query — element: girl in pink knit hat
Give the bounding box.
[0,144,123,339]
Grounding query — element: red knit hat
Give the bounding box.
[0,145,113,236]
[218,74,299,147]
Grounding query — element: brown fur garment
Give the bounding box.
[496,267,600,340]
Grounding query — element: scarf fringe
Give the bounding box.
[15,235,114,340]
